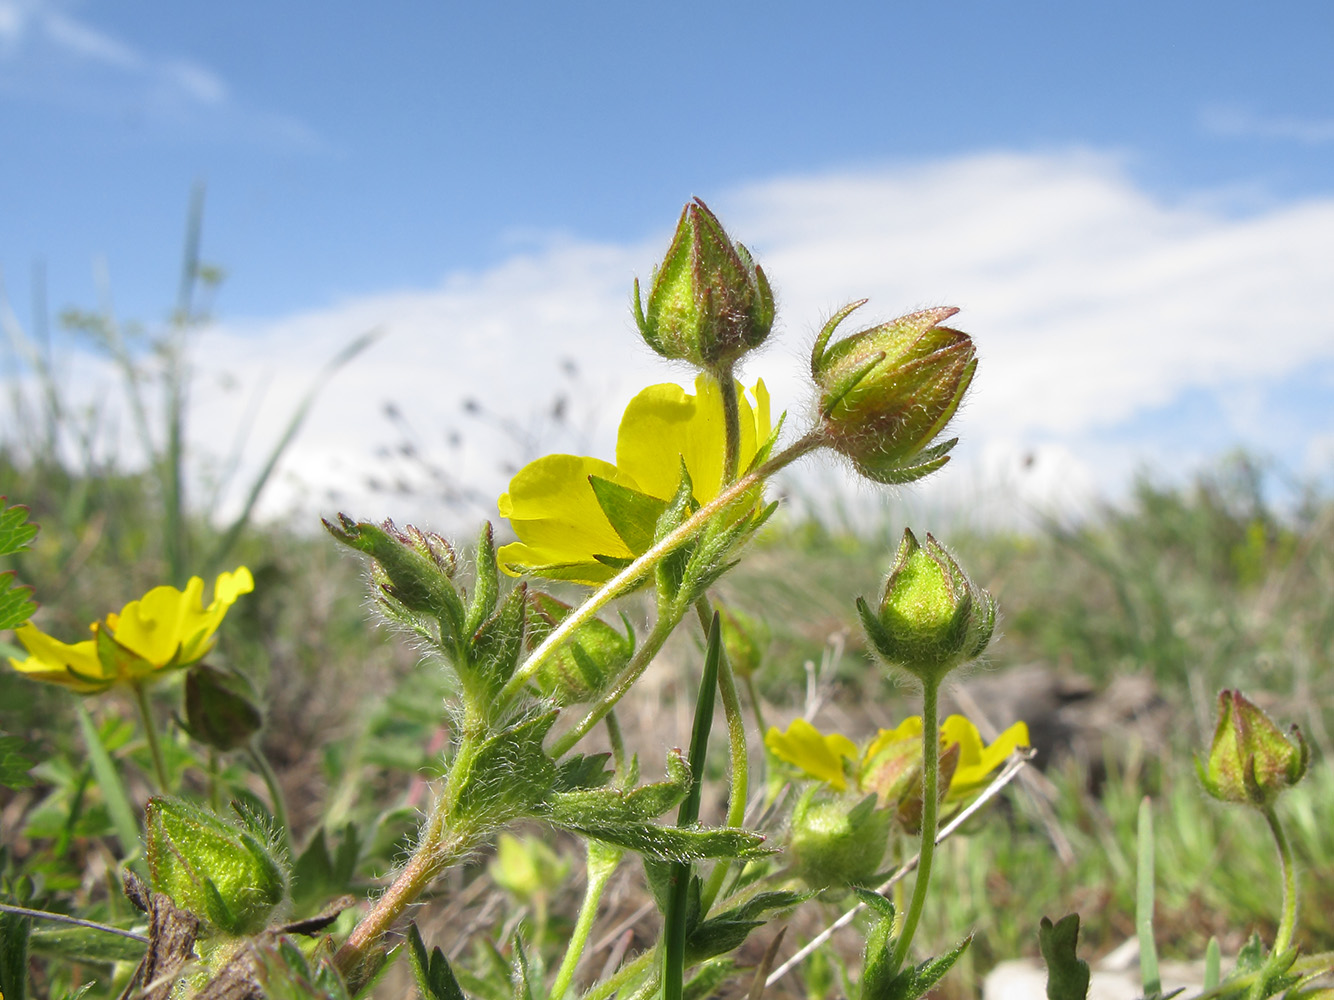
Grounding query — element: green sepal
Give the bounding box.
[453,713,557,824]
[589,475,668,554]
[407,923,466,1000]
[874,935,972,1000]
[654,460,697,607]
[744,410,787,476]
[1038,915,1090,1000]
[857,887,896,1000]
[324,516,465,644]
[0,499,38,557]
[470,584,528,698]
[554,753,614,792]
[465,522,500,636]
[182,664,263,752]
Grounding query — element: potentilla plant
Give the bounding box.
[1,202,1329,1000]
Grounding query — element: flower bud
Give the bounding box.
[788,788,891,888]
[1198,690,1309,808]
[525,591,634,705]
[811,301,976,485]
[633,198,775,372]
[717,604,769,679]
[145,797,287,936]
[856,529,995,684]
[182,664,263,752]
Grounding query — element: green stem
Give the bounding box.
[249,743,292,856]
[695,598,749,915]
[743,672,768,741]
[551,613,682,759]
[131,681,170,793]
[888,677,940,974]
[579,948,656,1000]
[550,843,621,1000]
[716,367,741,485]
[207,749,220,812]
[1264,804,1298,954]
[500,430,825,707]
[605,709,627,777]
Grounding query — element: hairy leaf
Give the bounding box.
[1038,915,1090,1000]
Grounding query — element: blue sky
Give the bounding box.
[3,1,1333,524]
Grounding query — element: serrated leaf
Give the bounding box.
[685,890,806,964]
[0,500,38,558]
[877,935,972,1000]
[545,749,690,827]
[0,734,37,790]
[407,923,466,1000]
[454,713,557,823]
[0,572,37,632]
[553,753,614,792]
[548,820,770,863]
[1038,915,1090,1000]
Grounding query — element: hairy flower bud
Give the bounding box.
[717,604,769,679]
[633,198,775,372]
[857,529,995,684]
[789,788,891,888]
[811,300,976,485]
[525,591,634,705]
[1198,690,1309,808]
[145,798,287,936]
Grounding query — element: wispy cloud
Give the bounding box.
[30,150,1334,528]
[0,0,312,147]
[1201,104,1334,145]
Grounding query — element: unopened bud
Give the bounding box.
[525,592,634,705]
[789,789,891,889]
[182,664,262,752]
[145,798,287,936]
[633,198,775,373]
[717,604,769,679]
[1198,690,1309,808]
[856,529,995,684]
[811,301,975,485]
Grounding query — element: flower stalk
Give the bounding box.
[131,680,170,792]
[888,676,942,974]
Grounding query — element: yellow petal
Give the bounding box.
[9,623,111,692]
[107,567,254,669]
[944,717,1030,800]
[765,718,859,791]
[863,716,923,764]
[497,454,639,578]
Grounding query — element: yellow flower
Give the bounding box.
[770,714,1029,804]
[765,718,860,791]
[498,375,770,585]
[8,568,254,693]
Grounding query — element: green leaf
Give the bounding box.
[465,523,500,636]
[685,890,806,964]
[0,905,30,1000]
[0,500,38,558]
[469,585,528,697]
[292,824,361,914]
[1037,915,1090,1000]
[453,713,557,823]
[0,734,37,791]
[877,935,972,1000]
[545,749,690,827]
[1233,932,1266,976]
[683,958,735,1000]
[407,923,466,1000]
[0,572,37,632]
[547,820,771,863]
[553,753,614,792]
[589,476,668,555]
[29,924,146,965]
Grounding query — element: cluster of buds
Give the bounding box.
[633,198,774,375]
[858,529,995,685]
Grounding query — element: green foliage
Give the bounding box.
[1038,915,1090,1000]
[407,923,466,1000]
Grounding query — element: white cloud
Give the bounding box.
[31,150,1334,532]
[1201,104,1334,145]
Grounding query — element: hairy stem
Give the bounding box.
[500,430,825,707]
[550,843,621,1000]
[889,677,941,974]
[716,367,741,485]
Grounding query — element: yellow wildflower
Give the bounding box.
[8,568,254,693]
[498,375,770,585]
[769,714,1029,804]
[765,718,860,791]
